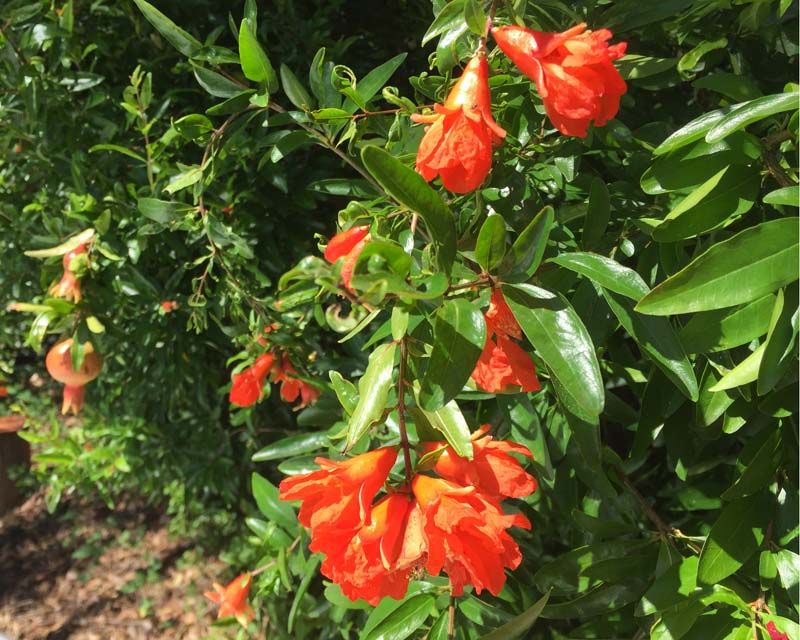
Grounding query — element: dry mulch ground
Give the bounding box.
[0,491,231,640]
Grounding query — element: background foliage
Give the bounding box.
[0,0,797,638]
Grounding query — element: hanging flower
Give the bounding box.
[325,225,371,292]
[492,23,627,138]
[50,244,88,303]
[485,289,522,340]
[315,493,425,605]
[279,446,398,536]
[274,354,321,409]
[766,622,789,640]
[229,353,275,407]
[422,425,538,499]
[411,475,531,596]
[411,53,506,193]
[204,573,255,630]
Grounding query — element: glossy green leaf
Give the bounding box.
[88,143,146,163]
[679,295,775,354]
[361,146,456,273]
[251,472,297,532]
[422,0,466,44]
[475,214,507,273]
[132,0,202,57]
[419,299,485,411]
[504,283,604,418]
[344,53,406,114]
[550,252,649,300]
[706,92,799,143]
[137,198,193,223]
[775,549,800,591]
[758,286,799,395]
[24,229,95,258]
[252,432,329,462]
[280,63,314,110]
[653,164,760,241]
[708,342,765,392]
[637,555,701,616]
[540,584,643,619]
[678,37,728,74]
[192,64,244,98]
[693,72,763,102]
[344,343,396,451]
[582,178,610,249]
[413,394,473,459]
[636,218,799,315]
[604,288,698,400]
[238,19,277,91]
[363,594,435,640]
[479,592,550,640]
[695,364,734,426]
[653,106,736,156]
[764,185,799,207]
[697,493,769,585]
[722,428,783,500]
[499,205,554,282]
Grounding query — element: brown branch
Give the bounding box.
[397,337,414,487]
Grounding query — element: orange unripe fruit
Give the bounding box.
[45,339,103,414]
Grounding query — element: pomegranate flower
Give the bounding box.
[412,475,531,596]
[279,446,398,536]
[204,573,255,629]
[766,622,789,640]
[229,353,275,407]
[275,354,320,409]
[422,425,538,499]
[492,23,627,138]
[411,53,506,193]
[471,290,540,394]
[50,244,88,303]
[324,225,371,292]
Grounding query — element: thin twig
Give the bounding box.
[397,337,414,486]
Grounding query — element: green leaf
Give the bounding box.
[637,555,701,616]
[499,205,553,282]
[422,0,466,45]
[696,364,734,426]
[132,0,202,57]
[693,72,763,102]
[678,37,728,74]
[603,289,698,400]
[419,299,485,411]
[549,252,649,300]
[137,198,193,223]
[363,594,435,640]
[757,286,799,395]
[764,185,799,207]
[636,219,799,315]
[697,493,769,585]
[280,64,314,110]
[24,229,96,258]
[652,106,737,156]
[582,178,610,249]
[192,64,244,98]
[88,144,146,163]
[251,472,297,532]
[238,19,278,91]
[774,549,800,591]
[463,0,486,35]
[679,295,775,354]
[504,284,604,418]
[164,166,203,194]
[329,371,359,415]
[478,592,550,640]
[413,395,473,459]
[345,342,397,451]
[361,146,456,273]
[706,92,800,143]
[652,164,760,242]
[343,53,407,114]
[709,342,765,392]
[540,584,643,619]
[475,214,507,273]
[252,432,329,462]
[721,428,783,500]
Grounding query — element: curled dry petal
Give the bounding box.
[492,23,627,137]
[204,572,255,630]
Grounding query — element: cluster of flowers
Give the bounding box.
[229,350,320,409]
[278,426,537,604]
[413,23,626,193]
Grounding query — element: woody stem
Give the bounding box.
[397,336,414,486]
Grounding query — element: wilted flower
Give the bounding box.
[411,474,531,596]
[50,244,88,303]
[325,225,371,292]
[204,573,255,629]
[492,23,627,137]
[411,53,506,193]
[229,353,275,407]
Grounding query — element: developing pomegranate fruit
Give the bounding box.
[45,339,103,415]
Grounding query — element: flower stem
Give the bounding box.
[397,336,414,486]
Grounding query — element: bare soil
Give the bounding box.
[0,491,230,640]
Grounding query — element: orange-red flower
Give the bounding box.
[422,425,537,500]
[0,384,7,398]
[411,53,506,193]
[229,353,275,407]
[50,244,88,303]
[274,354,320,409]
[492,23,627,138]
[412,475,530,596]
[315,493,425,605]
[160,300,178,313]
[325,225,371,292]
[204,572,255,629]
[471,290,540,394]
[279,446,398,536]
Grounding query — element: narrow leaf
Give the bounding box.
[499,205,554,282]
[345,342,397,451]
[132,0,202,57]
[706,92,799,143]
[479,592,550,640]
[550,252,649,300]
[475,214,507,272]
